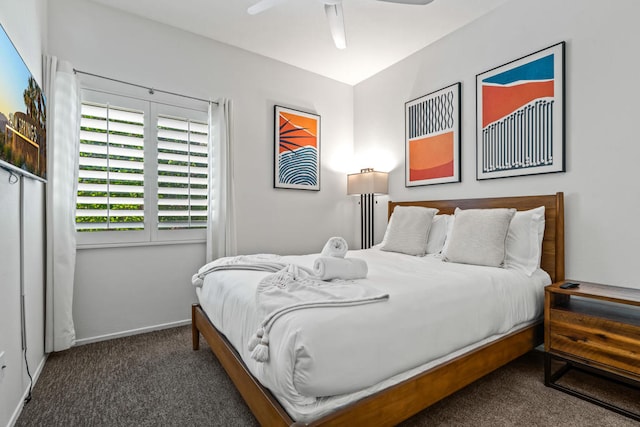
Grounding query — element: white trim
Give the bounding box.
[76,238,205,250]
[8,353,48,427]
[74,319,191,346]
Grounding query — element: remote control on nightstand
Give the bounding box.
[559,282,580,289]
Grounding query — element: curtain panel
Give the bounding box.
[206,99,237,262]
[43,56,80,352]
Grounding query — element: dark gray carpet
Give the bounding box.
[16,326,639,426]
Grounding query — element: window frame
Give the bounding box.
[76,88,209,248]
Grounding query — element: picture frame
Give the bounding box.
[405,82,461,187]
[476,42,565,180]
[274,105,320,191]
[0,23,47,181]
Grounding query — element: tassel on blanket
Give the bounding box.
[251,334,270,362]
[192,273,204,287]
[320,237,348,258]
[247,327,264,352]
[313,256,368,280]
[248,327,269,361]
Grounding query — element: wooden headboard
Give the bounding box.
[388,192,565,283]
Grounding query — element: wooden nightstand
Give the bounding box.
[544,281,640,421]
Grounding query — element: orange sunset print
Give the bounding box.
[406,83,460,186]
[275,106,320,190]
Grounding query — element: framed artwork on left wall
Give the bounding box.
[274,105,320,191]
[405,82,461,187]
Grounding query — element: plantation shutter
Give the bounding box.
[76,102,145,231]
[157,115,208,229]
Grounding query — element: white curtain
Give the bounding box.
[206,99,237,262]
[43,56,80,352]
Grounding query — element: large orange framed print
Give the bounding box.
[476,42,565,180]
[405,83,461,187]
[274,105,320,191]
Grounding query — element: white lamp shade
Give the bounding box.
[347,170,388,195]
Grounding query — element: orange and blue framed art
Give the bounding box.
[476,42,565,180]
[274,105,320,191]
[405,82,461,187]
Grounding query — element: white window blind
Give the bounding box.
[75,87,211,246]
[157,115,209,230]
[76,102,145,231]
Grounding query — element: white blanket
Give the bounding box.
[196,248,550,417]
[191,254,294,287]
[250,264,388,362]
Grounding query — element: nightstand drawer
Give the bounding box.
[548,308,640,378]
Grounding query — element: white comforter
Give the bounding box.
[196,248,550,419]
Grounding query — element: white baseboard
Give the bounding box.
[74,319,192,346]
[8,353,48,427]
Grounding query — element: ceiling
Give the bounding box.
[87,0,510,85]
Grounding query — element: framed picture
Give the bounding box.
[274,105,320,191]
[0,23,47,180]
[405,82,461,187]
[476,42,565,180]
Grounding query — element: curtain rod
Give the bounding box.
[73,69,218,105]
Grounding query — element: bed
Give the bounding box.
[191,192,565,426]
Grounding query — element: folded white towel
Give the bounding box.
[313,256,368,281]
[321,237,348,258]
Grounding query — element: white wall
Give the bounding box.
[354,0,640,289]
[0,169,22,427]
[0,1,48,425]
[47,0,356,341]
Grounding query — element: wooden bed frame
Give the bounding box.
[192,192,565,426]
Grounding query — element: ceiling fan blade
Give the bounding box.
[248,0,288,15]
[377,0,435,4]
[324,3,346,49]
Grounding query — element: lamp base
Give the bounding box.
[360,193,375,249]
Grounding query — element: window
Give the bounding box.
[157,115,208,230]
[76,90,210,246]
[76,103,145,231]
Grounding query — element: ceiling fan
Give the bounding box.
[247,0,435,50]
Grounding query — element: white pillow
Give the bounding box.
[443,207,516,267]
[380,206,438,256]
[426,214,450,254]
[440,214,456,255]
[504,206,545,276]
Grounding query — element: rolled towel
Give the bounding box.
[321,237,348,258]
[313,257,368,281]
